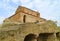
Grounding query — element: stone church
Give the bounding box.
[0,6,60,41]
[3,6,46,23]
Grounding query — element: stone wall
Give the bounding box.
[0,21,60,41]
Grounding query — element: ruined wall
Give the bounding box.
[0,30,59,41]
[0,21,60,41]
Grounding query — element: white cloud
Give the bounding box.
[21,2,34,9]
[3,0,10,3]
[0,16,5,24]
[11,0,20,4]
[57,21,60,26]
[20,0,31,3]
[0,1,16,17]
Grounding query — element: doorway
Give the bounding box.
[24,34,37,41]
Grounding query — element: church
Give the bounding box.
[0,6,60,41]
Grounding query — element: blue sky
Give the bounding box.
[0,0,60,26]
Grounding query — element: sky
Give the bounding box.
[0,0,60,26]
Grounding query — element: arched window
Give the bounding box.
[23,15,26,23]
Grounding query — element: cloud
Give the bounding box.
[3,0,10,3]
[0,16,5,24]
[20,0,31,3]
[11,0,20,4]
[0,0,17,18]
[57,21,60,26]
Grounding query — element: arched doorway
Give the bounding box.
[24,34,37,41]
